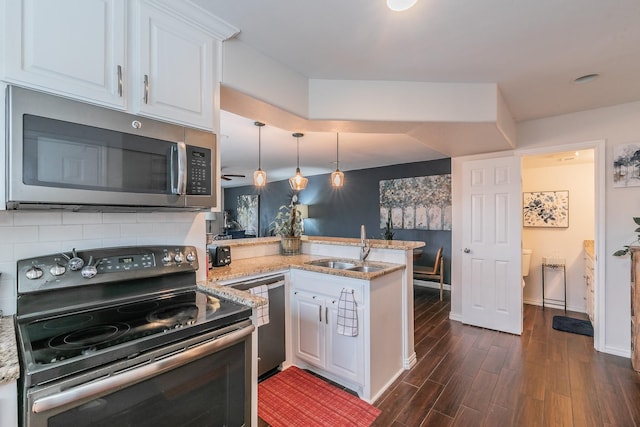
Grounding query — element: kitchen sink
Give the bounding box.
[348,265,383,273]
[306,260,357,269]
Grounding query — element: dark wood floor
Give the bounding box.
[260,286,640,426]
[372,286,640,427]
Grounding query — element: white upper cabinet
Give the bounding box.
[130,1,217,130]
[2,0,238,131]
[3,0,127,109]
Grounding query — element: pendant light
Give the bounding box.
[331,133,345,188]
[253,121,266,187]
[289,132,308,191]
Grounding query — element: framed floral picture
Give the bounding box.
[523,191,569,228]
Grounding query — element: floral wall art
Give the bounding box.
[379,174,452,231]
[522,191,569,228]
[613,141,640,188]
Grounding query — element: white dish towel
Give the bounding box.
[250,284,270,326]
[337,288,358,337]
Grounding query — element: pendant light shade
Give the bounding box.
[289,132,308,191]
[253,121,266,187]
[331,132,345,188]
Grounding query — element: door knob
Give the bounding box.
[464,248,471,253]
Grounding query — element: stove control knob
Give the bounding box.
[162,253,172,263]
[186,252,195,263]
[174,252,184,264]
[26,266,44,280]
[50,264,66,276]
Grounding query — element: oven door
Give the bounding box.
[24,321,253,427]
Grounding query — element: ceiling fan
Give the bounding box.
[221,173,246,181]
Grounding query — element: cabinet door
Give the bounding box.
[4,0,126,108]
[326,301,364,384]
[291,292,325,368]
[133,1,215,130]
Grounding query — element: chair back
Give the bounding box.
[430,247,443,274]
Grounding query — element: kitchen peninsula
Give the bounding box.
[199,235,424,407]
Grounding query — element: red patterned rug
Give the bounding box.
[258,366,381,427]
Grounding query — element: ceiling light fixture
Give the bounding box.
[331,133,345,188]
[253,121,267,187]
[289,132,308,191]
[387,0,417,12]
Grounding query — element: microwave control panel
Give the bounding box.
[186,146,212,195]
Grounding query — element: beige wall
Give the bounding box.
[522,161,595,312]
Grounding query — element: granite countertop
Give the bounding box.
[304,236,425,250]
[198,254,405,305]
[584,240,595,258]
[217,235,425,250]
[0,317,20,384]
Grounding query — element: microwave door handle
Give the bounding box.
[171,142,188,195]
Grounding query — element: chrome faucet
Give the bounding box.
[360,225,371,261]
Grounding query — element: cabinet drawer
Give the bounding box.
[291,270,364,305]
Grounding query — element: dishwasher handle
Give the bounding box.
[229,276,284,292]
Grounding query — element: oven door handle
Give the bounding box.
[32,324,255,414]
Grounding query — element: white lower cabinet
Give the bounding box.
[0,381,18,427]
[292,289,364,385]
[290,269,404,402]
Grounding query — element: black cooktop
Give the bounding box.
[18,290,251,386]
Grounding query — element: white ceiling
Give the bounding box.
[193,0,640,187]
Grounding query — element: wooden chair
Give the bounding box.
[413,247,445,301]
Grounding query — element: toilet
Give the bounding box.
[522,249,532,288]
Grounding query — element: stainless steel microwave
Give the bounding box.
[5,86,217,211]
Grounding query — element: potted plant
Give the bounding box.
[613,217,640,256]
[271,203,304,255]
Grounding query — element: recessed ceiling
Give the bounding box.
[219,110,446,187]
[195,0,640,121]
[191,0,640,187]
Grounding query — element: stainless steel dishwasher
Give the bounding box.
[228,275,286,377]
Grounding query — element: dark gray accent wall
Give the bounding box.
[224,158,451,283]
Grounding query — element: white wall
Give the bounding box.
[0,211,207,316]
[522,162,595,312]
[452,100,640,357]
[221,39,309,117]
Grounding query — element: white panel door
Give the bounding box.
[462,156,522,334]
[4,0,126,108]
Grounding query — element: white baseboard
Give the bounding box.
[602,345,631,358]
[522,298,586,314]
[449,311,463,322]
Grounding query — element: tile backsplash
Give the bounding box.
[0,210,207,315]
